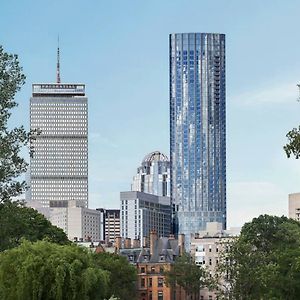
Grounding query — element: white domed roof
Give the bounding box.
[142,151,169,163]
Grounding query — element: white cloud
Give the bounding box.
[227,181,287,228]
[230,81,298,106]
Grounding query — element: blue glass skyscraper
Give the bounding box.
[170,33,226,246]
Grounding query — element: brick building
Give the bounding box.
[118,231,186,300]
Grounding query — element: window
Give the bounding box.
[209,296,213,300]
[140,267,145,273]
[158,278,164,287]
[141,278,145,288]
[149,277,152,287]
[151,266,155,273]
[158,291,163,300]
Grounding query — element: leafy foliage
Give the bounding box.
[164,253,208,298]
[93,252,137,300]
[0,240,137,300]
[0,200,69,251]
[0,241,110,300]
[215,215,300,300]
[0,45,37,201]
[284,126,300,159]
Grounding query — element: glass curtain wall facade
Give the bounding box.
[170,33,226,246]
[29,84,88,208]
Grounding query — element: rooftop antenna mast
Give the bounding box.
[56,35,61,83]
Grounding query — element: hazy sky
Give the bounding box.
[2,0,300,227]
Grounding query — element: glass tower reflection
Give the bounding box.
[170,33,226,247]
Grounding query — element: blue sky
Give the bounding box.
[2,0,300,227]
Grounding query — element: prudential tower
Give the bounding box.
[170,33,226,247]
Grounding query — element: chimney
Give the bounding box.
[150,230,158,256]
[132,238,140,248]
[143,236,149,248]
[169,234,175,240]
[115,236,122,251]
[178,234,185,255]
[124,237,131,249]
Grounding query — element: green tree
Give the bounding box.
[0,45,36,202]
[93,252,137,300]
[284,126,300,159]
[0,200,69,251]
[215,215,300,300]
[0,240,110,300]
[164,253,208,300]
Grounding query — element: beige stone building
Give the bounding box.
[190,222,240,300]
[288,193,300,221]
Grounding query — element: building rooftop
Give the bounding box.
[119,235,183,264]
[32,83,85,96]
[142,151,169,163]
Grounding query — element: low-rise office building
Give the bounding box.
[27,200,101,241]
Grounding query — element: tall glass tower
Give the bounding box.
[170,33,226,246]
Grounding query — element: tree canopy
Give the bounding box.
[0,45,36,202]
[164,253,208,299]
[0,200,69,251]
[284,126,300,159]
[215,215,300,300]
[0,240,110,300]
[93,252,137,300]
[0,240,137,300]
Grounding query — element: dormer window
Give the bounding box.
[143,255,149,262]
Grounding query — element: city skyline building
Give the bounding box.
[27,46,88,208]
[97,208,121,243]
[170,33,226,247]
[288,193,300,221]
[190,222,240,299]
[131,151,170,197]
[26,200,101,241]
[120,191,172,245]
[49,200,101,242]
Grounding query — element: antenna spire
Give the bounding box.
[56,36,61,83]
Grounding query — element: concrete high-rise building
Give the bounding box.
[120,191,172,244]
[170,33,226,247]
[97,208,121,243]
[28,48,88,208]
[131,151,170,197]
[288,193,300,221]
